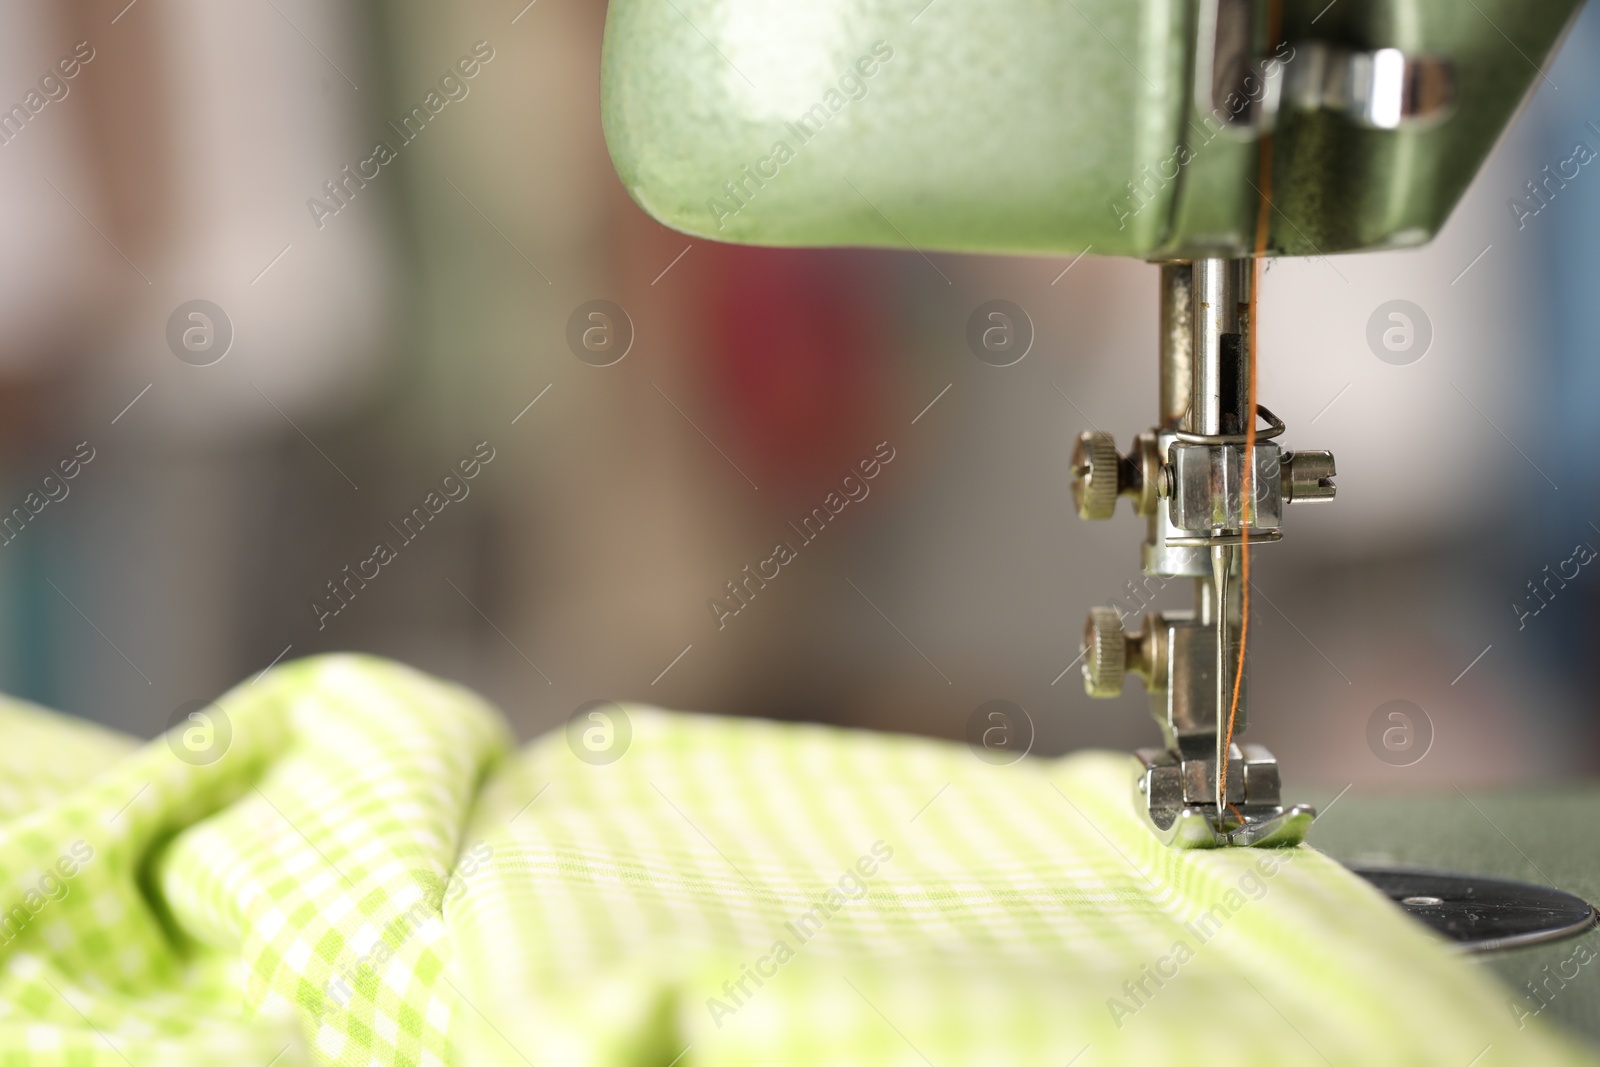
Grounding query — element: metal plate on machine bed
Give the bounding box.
[1352,867,1598,952]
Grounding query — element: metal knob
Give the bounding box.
[1071,431,1122,520]
[1281,450,1337,504]
[1082,606,1128,698]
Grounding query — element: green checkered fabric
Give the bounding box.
[0,655,1592,1065]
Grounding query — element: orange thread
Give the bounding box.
[1224,0,1281,785]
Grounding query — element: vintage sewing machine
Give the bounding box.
[598,0,1595,959]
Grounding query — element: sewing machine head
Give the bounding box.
[598,0,1584,846]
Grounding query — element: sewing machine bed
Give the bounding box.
[1315,788,1600,1044]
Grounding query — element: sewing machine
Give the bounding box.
[597,0,1593,949]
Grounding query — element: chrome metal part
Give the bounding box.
[1351,868,1598,952]
[1282,450,1337,503]
[1075,258,1336,848]
[1167,441,1283,532]
[1284,42,1455,131]
[1194,0,1283,134]
[1142,429,1211,579]
[1158,265,1192,431]
[1196,0,1455,135]
[1209,546,1232,816]
[1136,746,1316,849]
[1190,258,1246,437]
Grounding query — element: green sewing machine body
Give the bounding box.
[601,0,1580,260]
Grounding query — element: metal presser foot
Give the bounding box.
[1072,259,1336,849]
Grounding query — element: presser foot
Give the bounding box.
[1135,746,1315,849]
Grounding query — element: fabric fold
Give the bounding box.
[0,655,1592,1066]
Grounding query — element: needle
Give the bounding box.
[1212,544,1232,819]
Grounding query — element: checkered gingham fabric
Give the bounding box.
[0,654,1591,1066]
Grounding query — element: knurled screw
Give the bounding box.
[1082,606,1129,697]
[1071,431,1121,520]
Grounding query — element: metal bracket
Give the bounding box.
[1196,0,1454,135]
[1136,745,1316,848]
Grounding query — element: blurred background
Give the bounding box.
[0,0,1596,792]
